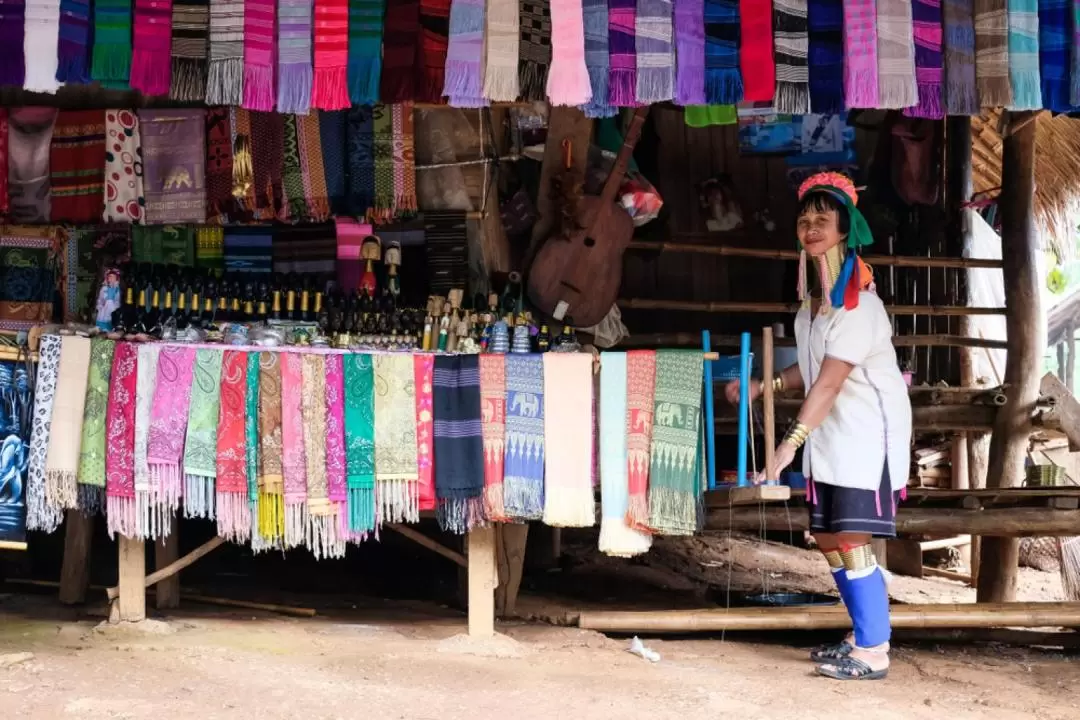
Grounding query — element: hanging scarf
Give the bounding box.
[92,0,132,88]
[1039,0,1070,111]
[256,351,285,541]
[0,111,6,220]
[674,0,705,106]
[0,0,26,88]
[944,0,979,113]
[206,108,235,223]
[244,351,260,506]
[519,0,552,100]
[280,351,308,548]
[313,0,352,108]
[182,349,222,520]
[703,0,743,104]
[444,0,488,106]
[414,353,436,512]
[324,355,349,536]
[130,0,173,96]
[49,110,106,224]
[373,354,419,523]
[907,0,945,117]
[76,338,114,516]
[303,354,344,558]
[272,223,337,275]
[974,0,1012,106]
[207,0,245,106]
[1006,0,1039,108]
[842,0,878,107]
[7,108,57,225]
[278,0,313,113]
[0,226,55,332]
[300,115,332,220]
[598,353,652,557]
[102,110,146,224]
[132,225,195,265]
[57,0,92,84]
[392,103,418,215]
[250,111,286,221]
[503,353,544,521]
[170,0,210,101]
[24,0,62,94]
[346,105,376,217]
[479,354,506,521]
[282,116,305,221]
[647,350,703,536]
[348,0,385,104]
[147,346,195,514]
[625,349,654,532]
[26,335,63,534]
[740,0,774,101]
[547,0,592,105]
[242,0,276,110]
[417,0,451,102]
[382,0,420,102]
[635,0,675,103]
[343,353,376,535]
[541,353,595,528]
[320,109,348,214]
[431,356,484,532]
[134,344,161,539]
[876,0,918,107]
[484,0,520,100]
[335,217,369,292]
[44,335,89,511]
[104,341,137,538]
[609,0,637,104]
[216,350,250,542]
[581,0,615,114]
[808,0,844,112]
[139,109,208,224]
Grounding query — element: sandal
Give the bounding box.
[816,655,889,681]
[809,640,853,663]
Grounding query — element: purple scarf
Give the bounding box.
[608,0,637,104]
[907,0,944,117]
[277,0,314,114]
[57,0,92,82]
[675,0,705,104]
[0,0,27,86]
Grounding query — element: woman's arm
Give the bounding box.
[778,363,804,393]
[723,362,803,405]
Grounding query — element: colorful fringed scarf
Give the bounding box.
[432,356,485,533]
[57,0,93,84]
[280,352,308,548]
[519,0,552,100]
[324,356,348,534]
[907,0,945,117]
[373,354,419,523]
[647,349,703,536]
[301,115,332,220]
[876,0,918,107]
[842,0,878,107]
[484,0,519,100]
[479,354,507,521]
[625,349,654,532]
[49,110,106,224]
[635,0,675,103]
[703,0,743,104]
[348,0,385,104]
[386,103,418,217]
[76,337,115,516]
[343,353,376,535]
[170,0,210,101]
[314,0,352,108]
[581,0,615,114]
[102,110,145,224]
[320,110,348,213]
[1039,0,1070,110]
[414,354,436,512]
[346,105,376,216]
[382,0,420,102]
[674,0,705,106]
[503,353,544,521]
[130,0,173,96]
[944,0,979,114]
[1006,0,1040,109]
[444,0,488,106]
[139,109,207,224]
[26,335,63,534]
[205,108,235,223]
[598,353,652,557]
[134,344,161,538]
[7,108,57,225]
[257,351,285,542]
[242,0,276,111]
[207,0,246,106]
[216,350,250,542]
[104,341,137,538]
[547,0,592,105]
[302,354,344,558]
[91,0,132,88]
[808,0,844,112]
[244,352,260,506]
[282,115,305,220]
[183,349,223,520]
[253,114,283,221]
[0,0,26,87]
[278,0,313,113]
[44,335,90,511]
[974,0,1012,106]
[418,0,451,102]
[740,0,774,101]
[541,353,595,528]
[146,346,195,514]
[608,0,637,104]
[24,0,62,94]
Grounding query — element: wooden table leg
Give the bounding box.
[467,525,497,638]
[155,516,180,609]
[116,536,146,623]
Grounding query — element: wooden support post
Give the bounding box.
[467,525,497,637]
[154,517,180,609]
[977,112,1043,604]
[1067,324,1076,394]
[762,327,776,481]
[116,536,146,623]
[495,523,529,617]
[58,510,94,605]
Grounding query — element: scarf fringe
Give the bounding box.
[348,57,382,104]
[130,50,172,96]
[609,68,636,105]
[945,75,980,115]
[106,495,138,539]
[420,70,447,105]
[278,63,313,115]
[170,58,208,102]
[213,492,251,542]
[348,486,376,532]
[377,479,419,524]
[444,61,483,102]
[56,46,91,85]
[774,81,811,114]
[636,68,673,104]
[436,497,487,534]
[646,485,698,536]
[307,513,347,559]
[92,43,132,85]
[542,486,596,528]
[484,65,519,102]
[845,67,879,108]
[598,516,653,557]
[249,501,276,552]
[243,62,276,111]
[150,464,183,511]
[519,60,549,100]
[207,57,245,106]
[976,76,1012,109]
[313,66,351,110]
[1008,70,1041,110]
[46,470,79,511]
[705,68,743,106]
[675,65,705,107]
[258,492,285,541]
[502,475,543,521]
[26,485,64,534]
[625,493,652,533]
[183,474,216,519]
[284,501,308,548]
[77,484,105,517]
[907,82,945,118]
[482,483,506,522]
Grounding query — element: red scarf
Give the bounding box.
[739,0,775,102]
[479,354,507,521]
[414,353,436,511]
[625,350,656,533]
[381,0,420,101]
[312,0,351,109]
[417,0,450,102]
[50,110,106,223]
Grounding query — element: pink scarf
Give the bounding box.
[243,0,276,110]
[105,342,138,539]
[131,0,174,95]
[312,0,351,108]
[414,353,436,512]
[280,351,308,546]
[547,0,593,105]
[325,355,349,533]
[146,346,196,513]
[216,350,250,542]
[479,354,506,521]
[843,0,880,107]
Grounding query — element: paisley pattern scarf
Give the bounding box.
[303,354,344,558]
[244,352,260,507]
[134,344,161,538]
[280,351,308,548]
[625,349,655,532]
[105,341,137,538]
[26,334,63,533]
[216,350,250,542]
[256,351,284,546]
[324,355,349,536]
[183,349,223,520]
[344,353,376,536]
[373,354,419,523]
[146,345,196,516]
[414,353,436,512]
[76,337,115,516]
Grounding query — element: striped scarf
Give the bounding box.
[842,0,878,107]
[92,0,133,88]
[876,0,918,107]
[348,0,385,104]
[418,0,451,102]
[1007,0,1040,109]
[674,0,705,106]
[313,0,352,109]
[207,0,245,106]
[278,0,313,113]
[808,0,844,112]
[57,0,92,83]
[519,0,552,100]
[24,0,62,93]
[635,0,675,103]
[382,0,420,102]
[432,355,485,533]
[583,0,616,114]
[704,0,742,104]
[444,0,488,106]
[907,0,945,117]
[131,0,174,96]
[0,0,26,87]
[170,0,211,101]
[1039,0,1070,110]
[549,0,592,105]
[484,0,519,100]
[740,0,774,102]
[775,0,811,112]
[49,110,106,224]
[503,354,544,521]
[608,0,636,104]
[943,0,978,114]
[242,0,276,111]
[974,0,1012,106]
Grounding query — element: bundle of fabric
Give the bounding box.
[195,226,225,270]
[104,341,137,538]
[907,0,945,117]
[273,223,337,275]
[207,0,245,105]
[57,0,93,84]
[345,105,376,217]
[139,109,207,224]
[373,354,419,523]
[25,335,64,534]
[49,110,106,224]
[1006,0,1040,109]
[43,335,90,511]
[183,349,223,520]
[808,0,844,113]
[216,349,251,542]
[0,226,57,332]
[302,354,345,558]
[673,0,705,106]
[943,0,979,113]
[1038,0,1070,111]
[479,354,507,520]
[842,0,878,108]
[484,0,519,100]
[91,0,133,88]
[414,354,436,511]
[547,0,592,105]
[348,0,385,104]
[7,108,57,224]
[432,355,485,532]
[23,0,62,94]
[132,225,195,266]
[76,338,114,516]
[279,352,308,548]
[443,0,488,106]
[0,0,26,88]
[382,0,420,101]
[519,0,553,100]
[283,114,332,221]
[319,110,349,214]
[324,356,350,541]
[256,351,285,544]
[103,109,146,224]
[242,0,276,111]
[647,350,704,535]
[541,353,595,527]
[625,349,654,531]
[133,344,161,538]
[503,353,544,520]
[224,225,274,273]
[973,0,1012,107]
[335,217,372,292]
[703,0,742,104]
[417,0,451,102]
[169,0,210,101]
[313,0,352,109]
[343,353,376,535]
[130,0,174,96]
[278,0,314,114]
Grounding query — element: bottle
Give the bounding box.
[175,289,188,331]
[537,323,552,352]
[201,296,216,329]
[286,282,297,321]
[314,290,326,329]
[189,287,202,330]
[160,287,174,325]
[134,288,149,334]
[145,289,161,333]
[299,276,311,322]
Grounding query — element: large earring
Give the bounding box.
[797,249,807,302]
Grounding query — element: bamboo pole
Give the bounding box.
[762,327,776,482]
[618,298,1005,316]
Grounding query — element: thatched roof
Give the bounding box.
[972,110,1080,259]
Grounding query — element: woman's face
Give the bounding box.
[797,207,844,257]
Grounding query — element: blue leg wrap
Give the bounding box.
[831,566,851,605]
[845,566,891,647]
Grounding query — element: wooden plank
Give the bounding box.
[620,332,1008,350]
[1039,372,1080,451]
[386,523,468,568]
[467,525,497,638]
[116,536,146,623]
[705,484,791,507]
[619,298,1006,316]
[495,523,529,617]
[154,517,179,610]
[58,509,94,605]
[886,539,924,577]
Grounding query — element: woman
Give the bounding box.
[726,172,912,681]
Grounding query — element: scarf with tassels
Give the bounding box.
[907,0,945,117]
[26,335,63,534]
[91,0,132,88]
[44,336,90,512]
[485,0,519,100]
[244,352,260,506]
[324,356,349,535]
[582,0,616,114]
[103,109,146,224]
[242,0,275,110]
[876,0,918,107]
[207,0,245,105]
[76,337,115,516]
[974,0,1012,106]
[647,350,703,536]
[519,0,552,99]
[541,353,595,528]
[703,0,743,104]
[418,0,451,102]
[608,0,636,105]
[105,342,137,539]
[1006,0,1040,108]
[373,354,419,523]
[808,0,844,112]
[842,0,878,107]
[598,353,652,557]
[625,349,654,532]
[279,352,308,548]
[130,0,173,96]
[344,353,376,536]
[740,0,774,101]
[24,0,62,94]
[432,355,485,533]
[414,354,436,511]
[182,349,222,521]
[444,0,488,106]
[57,0,93,84]
[634,0,675,103]
[382,0,420,101]
[1039,0,1070,110]
[503,353,544,521]
[257,351,284,542]
[278,0,313,114]
[673,0,705,105]
[216,350,250,543]
[49,110,106,224]
[303,354,345,559]
[348,0,385,104]
[346,106,376,216]
[944,0,979,113]
[313,0,352,108]
[134,344,161,539]
[370,105,395,217]
[479,354,506,521]
[147,346,195,515]
[774,0,810,112]
[392,103,418,215]
[547,0,592,105]
[170,0,210,101]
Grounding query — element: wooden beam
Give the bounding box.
[618,298,1005,316]
[495,524,529,617]
[467,525,497,637]
[1067,324,1076,393]
[386,523,468,568]
[619,332,1008,350]
[1040,373,1080,452]
[115,536,146,623]
[106,536,225,602]
[706,485,791,507]
[58,510,93,605]
[762,326,776,483]
[154,517,179,609]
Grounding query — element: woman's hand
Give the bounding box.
[755,440,797,485]
[724,378,762,406]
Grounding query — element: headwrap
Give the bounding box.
[130,0,174,96]
[483,0,519,101]
[1006,0,1040,109]
[774,0,811,112]
[278,0,314,114]
[608,0,637,104]
[24,0,62,94]
[635,0,675,103]
[842,0,878,107]
[313,0,352,109]
[739,0,774,102]
[808,0,844,112]
[242,0,276,111]
[907,0,945,117]
[703,0,742,104]
[943,0,979,114]
[974,0,1012,107]
[348,0,385,104]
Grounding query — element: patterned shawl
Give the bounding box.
[313,0,352,109]
[303,354,344,558]
[207,0,245,106]
[279,352,307,548]
[414,353,436,512]
[139,109,207,224]
[1039,0,1070,110]
[91,0,132,88]
[503,353,544,521]
[876,0,918,107]
[146,346,196,512]
[278,0,314,114]
[519,0,552,100]
[170,0,210,101]
[674,0,705,106]
[131,225,195,265]
[44,335,90,511]
[635,0,675,103]
[320,109,348,214]
[808,0,844,112]
[1006,0,1040,109]
[103,110,145,224]
[625,349,654,531]
[25,334,63,533]
[216,350,250,542]
[842,0,878,107]
[444,0,488,106]
[703,0,742,104]
[479,354,507,521]
[24,0,62,94]
[418,0,451,102]
[76,337,115,515]
[974,0,1012,106]
[647,349,703,536]
[0,226,56,331]
[104,341,137,538]
[348,0,385,104]
[57,0,93,84]
[244,352,260,503]
[484,0,519,100]
[7,108,57,225]
[432,355,485,533]
[346,105,376,217]
[373,354,419,523]
[325,356,348,509]
[257,351,284,540]
[608,0,637,104]
[382,0,420,102]
[343,353,376,535]
[907,0,945,116]
[183,349,223,520]
[541,353,595,528]
[242,0,276,111]
[131,0,174,96]
[134,344,160,538]
[273,222,337,275]
[944,0,979,114]
[49,110,106,224]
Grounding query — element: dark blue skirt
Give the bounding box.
[808,463,902,538]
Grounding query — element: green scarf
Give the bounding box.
[647,349,704,536]
[344,353,376,534]
[182,349,223,519]
[77,338,116,514]
[132,225,196,266]
[92,0,133,88]
[372,105,395,215]
[245,351,260,505]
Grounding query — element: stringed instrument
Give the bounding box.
[527,107,649,328]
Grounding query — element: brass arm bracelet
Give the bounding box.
[783,421,810,449]
[757,375,785,395]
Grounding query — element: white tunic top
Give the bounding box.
[793,291,912,492]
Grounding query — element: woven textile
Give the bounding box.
[139,109,207,224]
[647,349,703,536]
[279,352,307,547]
[625,349,654,531]
[343,353,376,534]
[703,0,742,104]
[335,217,370,291]
[300,114,332,220]
[348,0,385,103]
[581,0,615,114]
[519,0,552,100]
[207,0,245,105]
[432,355,485,533]
[547,0,592,105]
[92,0,132,88]
[7,108,57,225]
[223,226,273,273]
[382,0,420,101]
[414,353,436,511]
[319,110,348,213]
[133,344,160,538]
[503,353,544,521]
[484,0,519,100]
[876,0,918,107]
[944,0,979,114]
[277,0,313,113]
[674,0,705,105]
[195,226,224,269]
[0,0,26,87]
[1006,0,1040,109]
[182,349,223,520]
[76,337,115,516]
[131,0,174,96]
[314,0,352,109]
[44,335,90,510]
[250,111,285,221]
[740,0,775,101]
[244,352,260,502]
[422,210,469,294]
[346,105,376,216]
[635,0,675,103]
[541,353,595,528]
[479,354,506,520]
[273,223,337,275]
[373,354,419,523]
[24,0,61,93]
[808,0,843,112]
[146,346,195,512]
[131,225,195,265]
[216,350,250,541]
[104,341,137,537]
[0,226,56,332]
[608,0,637,104]
[205,108,234,222]
[418,0,451,102]
[974,0,1012,106]
[392,103,418,215]
[303,354,344,558]
[444,0,488,106]
[842,0,878,107]
[256,351,283,494]
[26,335,63,533]
[49,110,106,224]
[907,0,945,116]
[242,0,275,111]
[325,356,348,516]
[57,0,92,84]
[1039,0,1070,110]
[170,0,210,100]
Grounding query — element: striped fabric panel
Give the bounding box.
[210,0,245,60]
[243,0,275,67]
[278,0,311,64]
[134,0,174,53]
[172,0,210,58]
[316,0,351,67]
